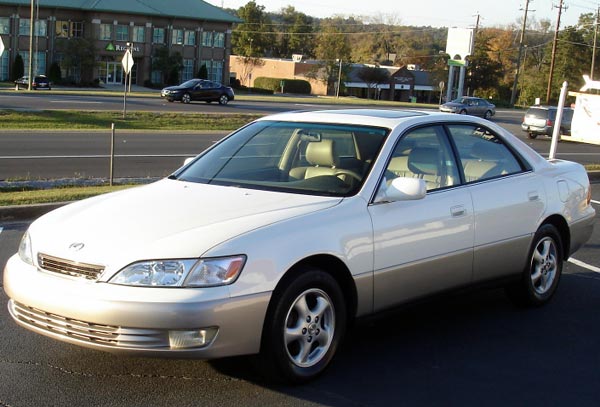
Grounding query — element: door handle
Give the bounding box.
[528,191,540,201]
[451,205,466,217]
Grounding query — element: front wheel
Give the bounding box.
[459,109,467,115]
[259,267,346,384]
[483,110,492,120]
[506,224,563,307]
[218,94,229,105]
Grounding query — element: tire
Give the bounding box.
[459,109,467,115]
[527,132,537,139]
[505,224,563,307]
[483,110,492,120]
[259,267,346,384]
[218,94,229,105]
[181,93,191,104]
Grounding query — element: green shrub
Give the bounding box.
[254,77,311,94]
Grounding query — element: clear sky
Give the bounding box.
[207,0,597,28]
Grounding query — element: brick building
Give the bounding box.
[0,0,240,85]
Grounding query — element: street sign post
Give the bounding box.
[121,48,135,118]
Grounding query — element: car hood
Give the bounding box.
[29,179,342,275]
[163,85,188,91]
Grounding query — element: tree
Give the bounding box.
[238,56,265,87]
[232,1,275,56]
[466,30,505,98]
[12,54,24,81]
[55,38,97,84]
[277,6,314,58]
[152,47,183,85]
[197,64,208,79]
[48,62,62,83]
[356,66,389,99]
[314,18,352,94]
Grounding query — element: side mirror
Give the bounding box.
[375,177,426,203]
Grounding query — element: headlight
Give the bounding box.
[18,231,33,265]
[110,255,246,287]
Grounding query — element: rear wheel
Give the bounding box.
[260,267,346,384]
[506,224,563,307]
[218,94,229,105]
[181,93,191,104]
[527,132,537,139]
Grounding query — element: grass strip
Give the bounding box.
[0,185,137,206]
[0,110,262,130]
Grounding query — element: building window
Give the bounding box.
[184,30,195,46]
[133,26,145,43]
[182,59,194,81]
[116,25,129,42]
[20,51,47,75]
[56,21,83,38]
[100,24,112,40]
[152,27,165,44]
[151,70,162,84]
[213,32,225,48]
[0,17,9,35]
[201,60,223,83]
[172,29,183,45]
[0,52,8,81]
[71,21,83,37]
[19,19,46,36]
[201,31,212,47]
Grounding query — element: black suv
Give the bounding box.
[521,105,573,139]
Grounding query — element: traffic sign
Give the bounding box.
[121,50,134,74]
[0,37,5,57]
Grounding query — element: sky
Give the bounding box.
[207,0,597,28]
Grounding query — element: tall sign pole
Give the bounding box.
[27,0,34,90]
[591,6,599,79]
[122,44,134,118]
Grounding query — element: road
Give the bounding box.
[1,104,600,180]
[1,187,599,406]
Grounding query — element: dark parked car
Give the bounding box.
[440,96,496,119]
[161,79,234,105]
[521,105,574,139]
[15,75,51,90]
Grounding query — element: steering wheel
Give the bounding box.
[333,169,362,182]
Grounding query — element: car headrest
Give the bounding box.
[306,140,338,167]
[408,147,440,176]
[471,141,500,161]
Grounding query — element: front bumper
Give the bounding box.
[3,254,270,358]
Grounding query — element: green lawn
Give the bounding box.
[0,185,137,206]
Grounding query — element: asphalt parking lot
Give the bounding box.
[0,185,599,406]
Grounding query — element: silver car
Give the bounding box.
[440,96,496,119]
[4,110,594,383]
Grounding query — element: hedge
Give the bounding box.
[254,77,311,95]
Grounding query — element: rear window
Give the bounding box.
[526,108,549,118]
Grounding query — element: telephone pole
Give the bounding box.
[510,0,532,106]
[546,0,567,104]
[591,6,599,79]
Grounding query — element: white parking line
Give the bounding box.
[568,258,600,274]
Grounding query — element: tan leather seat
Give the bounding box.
[407,147,442,189]
[290,140,338,180]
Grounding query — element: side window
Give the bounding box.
[384,125,459,191]
[447,125,523,183]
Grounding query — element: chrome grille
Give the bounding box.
[10,301,168,349]
[38,253,104,280]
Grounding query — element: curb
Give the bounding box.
[2,171,600,222]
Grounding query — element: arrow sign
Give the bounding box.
[121,49,134,74]
[0,37,4,57]
[580,75,600,92]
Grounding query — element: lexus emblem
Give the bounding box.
[69,242,85,251]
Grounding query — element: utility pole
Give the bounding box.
[510,0,532,106]
[27,0,34,91]
[546,0,567,104]
[592,6,599,79]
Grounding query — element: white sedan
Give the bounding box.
[4,109,595,383]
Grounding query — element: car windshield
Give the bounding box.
[175,121,389,197]
[180,79,200,87]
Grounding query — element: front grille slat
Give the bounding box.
[38,253,104,280]
[11,302,168,349]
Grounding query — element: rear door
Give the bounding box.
[446,123,545,282]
